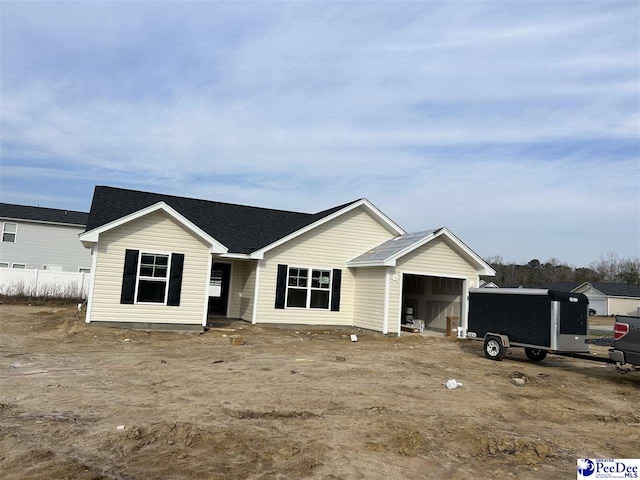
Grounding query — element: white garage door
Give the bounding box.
[588,298,607,315]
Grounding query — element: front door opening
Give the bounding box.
[208,262,231,316]
[402,274,463,333]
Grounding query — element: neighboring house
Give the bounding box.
[571,282,640,316]
[80,186,495,335]
[548,281,581,292]
[479,280,499,288]
[0,203,92,272]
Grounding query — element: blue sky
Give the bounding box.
[1,1,638,266]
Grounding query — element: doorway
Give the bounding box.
[208,262,231,316]
[401,274,463,332]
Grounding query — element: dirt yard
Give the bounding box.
[1,305,638,479]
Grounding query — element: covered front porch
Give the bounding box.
[205,257,258,326]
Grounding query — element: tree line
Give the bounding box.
[482,252,640,287]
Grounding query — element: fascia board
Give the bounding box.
[79,202,228,253]
[572,282,606,297]
[436,228,496,276]
[360,199,406,235]
[217,253,253,260]
[346,261,387,267]
[251,199,405,257]
[571,282,590,293]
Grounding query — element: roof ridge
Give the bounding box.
[96,185,316,216]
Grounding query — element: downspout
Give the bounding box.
[252,259,261,325]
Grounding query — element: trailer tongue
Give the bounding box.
[467,288,640,374]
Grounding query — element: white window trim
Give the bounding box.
[285,266,333,310]
[2,222,17,243]
[133,251,172,306]
[11,262,27,269]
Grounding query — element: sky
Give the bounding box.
[1,1,638,267]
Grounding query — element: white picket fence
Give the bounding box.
[0,268,91,299]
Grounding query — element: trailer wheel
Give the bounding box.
[484,336,506,360]
[525,348,547,362]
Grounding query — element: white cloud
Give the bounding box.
[0,1,638,265]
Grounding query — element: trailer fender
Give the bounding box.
[483,333,509,360]
[485,333,510,348]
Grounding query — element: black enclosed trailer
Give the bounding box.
[467,288,589,361]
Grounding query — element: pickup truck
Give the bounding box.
[609,315,640,372]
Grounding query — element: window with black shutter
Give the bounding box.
[276,265,341,310]
[120,250,184,306]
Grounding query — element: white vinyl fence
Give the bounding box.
[0,268,90,299]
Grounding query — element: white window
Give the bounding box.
[286,267,331,309]
[135,253,170,304]
[11,263,26,269]
[286,267,308,307]
[0,262,9,268]
[2,223,17,243]
[79,268,91,274]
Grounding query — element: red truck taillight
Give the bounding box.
[614,322,629,340]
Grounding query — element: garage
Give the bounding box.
[350,228,496,336]
[588,297,607,316]
[402,274,463,333]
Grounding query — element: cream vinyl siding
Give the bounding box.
[387,266,400,334]
[224,260,257,321]
[90,210,210,324]
[353,267,387,331]
[608,297,640,316]
[256,206,397,326]
[388,237,480,333]
[238,262,257,321]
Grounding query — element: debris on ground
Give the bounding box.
[445,379,463,389]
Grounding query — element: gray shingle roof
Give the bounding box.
[85,186,362,254]
[0,202,88,226]
[348,229,440,265]
[584,282,640,298]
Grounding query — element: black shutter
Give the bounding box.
[331,269,342,311]
[275,264,288,309]
[167,253,184,306]
[120,249,139,304]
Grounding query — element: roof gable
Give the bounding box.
[0,202,88,226]
[83,186,398,255]
[80,202,228,253]
[249,199,405,258]
[347,227,495,275]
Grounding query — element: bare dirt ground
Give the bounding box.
[1,304,639,480]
